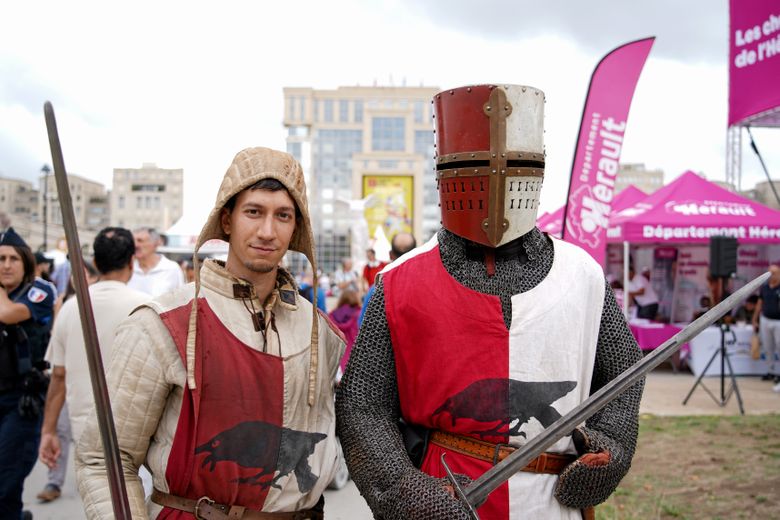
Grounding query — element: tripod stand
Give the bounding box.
[682,320,745,414]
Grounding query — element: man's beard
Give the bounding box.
[243,259,276,274]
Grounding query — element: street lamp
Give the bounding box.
[41,164,51,250]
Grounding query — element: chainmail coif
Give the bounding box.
[336,228,644,517]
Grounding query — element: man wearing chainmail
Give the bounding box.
[336,84,644,519]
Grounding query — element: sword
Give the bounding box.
[44,102,132,519]
[443,271,770,518]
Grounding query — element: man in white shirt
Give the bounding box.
[128,227,185,297]
[38,227,149,464]
[628,266,659,320]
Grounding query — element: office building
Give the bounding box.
[111,163,183,231]
[283,85,440,273]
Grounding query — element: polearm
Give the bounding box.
[44,102,132,519]
[444,271,770,518]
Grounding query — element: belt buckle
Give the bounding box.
[194,496,215,520]
[492,442,512,465]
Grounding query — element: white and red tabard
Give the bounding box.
[382,236,605,519]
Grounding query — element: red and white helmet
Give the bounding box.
[433,84,545,247]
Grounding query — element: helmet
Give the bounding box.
[433,84,545,247]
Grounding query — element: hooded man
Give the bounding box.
[337,85,644,519]
[77,148,345,519]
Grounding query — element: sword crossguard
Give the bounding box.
[441,453,480,520]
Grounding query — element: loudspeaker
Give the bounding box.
[709,236,738,278]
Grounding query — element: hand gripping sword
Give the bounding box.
[443,271,770,518]
[44,102,132,519]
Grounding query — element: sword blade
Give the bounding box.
[460,271,770,507]
[43,102,132,519]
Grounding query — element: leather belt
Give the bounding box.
[430,430,575,474]
[151,489,324,520]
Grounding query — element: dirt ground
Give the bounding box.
[599,415,780,519]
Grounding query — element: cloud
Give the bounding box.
[399,0,727,64]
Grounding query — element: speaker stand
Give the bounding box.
[682,322,745,415]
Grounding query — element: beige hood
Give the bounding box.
[187,147,320,404]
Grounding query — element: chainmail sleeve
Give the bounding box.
[336,277,473,520]
[553,280,645,509]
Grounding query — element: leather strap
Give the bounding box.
[430,430,575,474]
[151,489,324,520]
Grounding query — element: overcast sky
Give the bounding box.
[1,0,777,224]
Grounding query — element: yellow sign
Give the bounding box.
[362,175,414,239]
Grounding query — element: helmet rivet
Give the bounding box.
[449,90,454,95]
[522,87,527,92]
[471,153,476,158]
[474,169,479,174]
[502,222,508,228]
[492,153,496,158]
[491,169,497,174]
[504,106,509,111]
[501,153,506,158]
[486,105,491,111]
[467,87,472,93]
[501,169,506,175]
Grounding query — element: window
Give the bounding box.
[288,97,296,120]
[414,101,425,123]
[312,130,363,190]
[118,196,125,209]
[414,130,434,157]
[299,97,306,120]
[324,99,334,122]
[339,100,349,122]
[287,142,302,161]
[372,117,405,151]
[313,100,319,122]
[354,100,363,122]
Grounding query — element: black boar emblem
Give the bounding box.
[195,421,327,493]
[431,378,577,438]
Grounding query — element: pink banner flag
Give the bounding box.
[562,37,655,266]
[728,0,780,127]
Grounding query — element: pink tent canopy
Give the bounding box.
[538,185,647,237]
[608,171,780,244]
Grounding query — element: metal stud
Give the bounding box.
[501,169,506,175]
[485,105,491,111]
[471,153,476,158]
[474,169,479,174]
[492,153,496,158]
[491,169,496,174]
[467,87,472,93]
[449,90,454,95]
[522,87,526,92]
[502,222,508,229]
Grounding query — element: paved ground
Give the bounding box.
[20,369,780,519]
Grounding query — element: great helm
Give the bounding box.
[433,84,545,247]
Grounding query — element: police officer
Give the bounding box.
[0,228,55,518]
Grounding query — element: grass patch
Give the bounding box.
[598,415,780,519]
